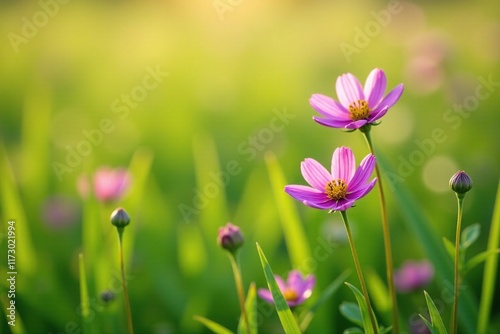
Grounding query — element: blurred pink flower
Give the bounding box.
[258,270,315,307]
[404,31,451,95]
[41,196,79,229]
[94,167,130,202]
[92,167,130,202]
[310,68,404,130]
[394,260,434,293]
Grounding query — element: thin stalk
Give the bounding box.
[117,228,134,334]
[451,195,464,334]
[228,253,251,334]
[340,210,378,334]
[362,129,399,333]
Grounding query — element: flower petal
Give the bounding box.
[331,199,356,211]
[368,105,389,123]
[346,178,377,201]
[286,270,304,292]
[301,158,331,191]
[336,73,364,108]
[287,300,302,308]
[310,94,350,119]
[364,68,387,107]
[294,274,315,299]
[348,154,376,191]
[345,119,368,130]
[376,83,404,110]
[275,276,286,292]
[313,116,352,128]
[257,289,274,304]
[285,185,329,203]
[303,198,355,211]
[331,147,356,182]
[303,199,335,210]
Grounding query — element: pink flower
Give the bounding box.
[41,196,79,229]
[310,68,404,130]
[285,147,377,212]
[258,270,315,307]
[394,260,434,293]
[93,167,130,202]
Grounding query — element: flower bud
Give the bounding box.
[217,223,244,254]
[449,170,473,198]
[110,208,130,228]
[100,290,115,304]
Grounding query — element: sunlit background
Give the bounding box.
[1,0,499,333]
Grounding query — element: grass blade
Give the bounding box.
[21,83,52,209]
[420,291,448,334]
[0,143,37,276]
[256,243,301,334]
[477,180,500,333]
[264,152,312,272]
[345,282,378,334]
[238,282,257,334]
[79,253,92,334]
[193,315,234,334]
[192,134,229,228]
[0,293,26,334]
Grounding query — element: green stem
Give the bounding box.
[228,253,251,334]
[340,210,378,334]
[117,228,134,334]
[451,195,464,334]
[362,130,399,333]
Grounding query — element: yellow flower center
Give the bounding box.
[325,179,347,200]
[348,99,370,121]
[283,289,298,301]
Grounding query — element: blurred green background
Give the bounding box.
[0,0,499,333]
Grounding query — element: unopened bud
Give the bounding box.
[217,223,244,254]
[100,290,115,304]
[110,208,130,228]
[449,170,473,198]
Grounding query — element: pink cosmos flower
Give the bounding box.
[258,270,315,307]
[394,260,434,293]
[310,68,404,130]
[285,147,377,212]
[93,167,130,202]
